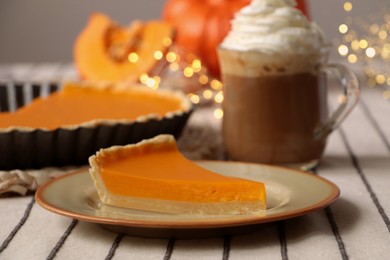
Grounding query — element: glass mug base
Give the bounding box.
[224,152,319,172]
[277,159,319,172]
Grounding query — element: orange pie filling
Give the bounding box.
[89,135,266,215]
[0,82,191,130]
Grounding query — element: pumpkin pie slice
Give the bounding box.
[89,134,266,215]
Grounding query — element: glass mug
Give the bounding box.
[218,48,360,170]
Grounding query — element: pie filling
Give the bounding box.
[0,82,191,130]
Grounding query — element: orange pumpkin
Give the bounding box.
[162,0,309,79]
[162,0,251,78]
[74,13,174,82]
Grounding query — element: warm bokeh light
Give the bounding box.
[166,52,177,63]
[366,47,376,58]
[375,74,386,84]
[192,59,202,72]
[339,24,349,34]
[338,44,349,56]
[213,108,224,119]
[139,73,148,84]
[348,54,358,63]
[202,89,213,100]
[359,39,368,49]
[162,37,172,47]
[343,2,352,12]
[351,40,360,50]
[189,94,200,104]
[214,91,224,103]
[382,43,390,55]
[128,52,139,63]
[154,50,163,60]
[370,24,380,34]
[378,30,388,40]
[199,75,209,85]
[210,79,223,90]
[183,67,194,78]
[145,78,157,89]
[169,62,179,71]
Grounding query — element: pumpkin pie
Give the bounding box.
[89,134,266,215]
[0,82,192,170]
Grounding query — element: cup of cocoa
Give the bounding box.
[218,0,359,170]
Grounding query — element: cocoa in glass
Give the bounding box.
[218,48,359,170]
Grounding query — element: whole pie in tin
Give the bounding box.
[0,82,193,170]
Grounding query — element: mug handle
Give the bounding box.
[314,63,360,139]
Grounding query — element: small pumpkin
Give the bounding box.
[74,13,174,82]
[162,0,251,78]
[162,0,309,78]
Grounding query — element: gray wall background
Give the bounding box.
[0,0,384,63]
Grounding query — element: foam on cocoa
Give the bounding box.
[219,0,325,77]
[218,48,323,77]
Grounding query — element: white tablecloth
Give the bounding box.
[0,64,389,260]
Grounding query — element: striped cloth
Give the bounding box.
[1,64,390,260]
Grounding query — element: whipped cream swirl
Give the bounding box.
[220,0,325,55]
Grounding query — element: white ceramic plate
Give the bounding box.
[35,161,339,238]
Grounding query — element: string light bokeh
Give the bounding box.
[337,0,390,100]
[129,36,224,118]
